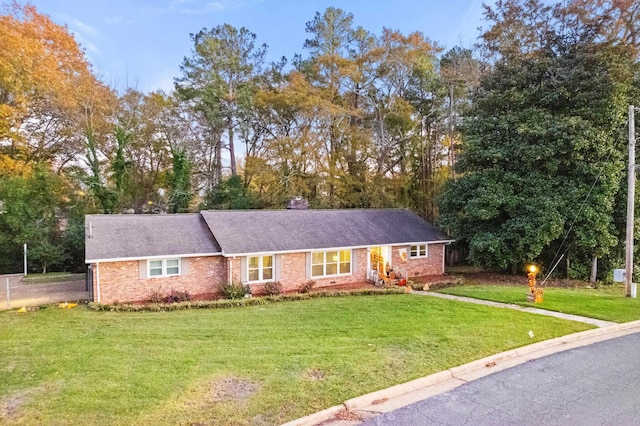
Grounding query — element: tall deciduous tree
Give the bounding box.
[176,24,267,179]
[0,2,113,167]
[167,148,193,213]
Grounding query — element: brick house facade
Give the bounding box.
[86,209,453,304]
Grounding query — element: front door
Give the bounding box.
[368,246,391,276]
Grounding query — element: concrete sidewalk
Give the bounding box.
[415,291,617,328]
[283,293,636,426]
[0,277,89,310]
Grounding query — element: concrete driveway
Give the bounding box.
[363,333,640,425]
[0,274,89,310]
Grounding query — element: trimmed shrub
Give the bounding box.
[219,281,245,300]
[243,285,252,297]
[263,281,283,296]
[149,291,163,303]
[299,279,316,293]
[166,289,190,303]
[149,289,191,303]
[87,287,406,312]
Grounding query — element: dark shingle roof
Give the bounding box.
[200,209,452,255]
[85,214,221,262]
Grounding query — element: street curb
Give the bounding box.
[280,405,345,426]
[281,320,640,426]
[343,370,453,412]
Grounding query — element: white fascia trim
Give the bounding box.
[85,252,222,264]
[404,240,456,246]
[223,245,370,257]
[222,241,455,257]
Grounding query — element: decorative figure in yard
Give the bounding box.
[527,265,544,303]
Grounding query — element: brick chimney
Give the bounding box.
[286,196,309,210]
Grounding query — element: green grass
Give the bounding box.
[437,285,640,323]
[0,295,592,425]
[22,273,85,284]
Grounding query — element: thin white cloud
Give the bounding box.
[82,40,101,54]
[55,14,102,55]
[448,0,489,48]
[69,29,101,54]
[181,2,225,15]
[71,19,99,37]
[147,70,178,94]
[147,0,250,16]
[105,15,137,25]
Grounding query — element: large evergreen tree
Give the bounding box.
[439,0,635,276]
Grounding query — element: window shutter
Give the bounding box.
[139,260,147,279]
[274,254,282,281]
[181,258,189,275]
[240,257,247,283]
[306,252,311,278]
[351,249,357,276]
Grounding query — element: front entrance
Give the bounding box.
[367,246,391,285]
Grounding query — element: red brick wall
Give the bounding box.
[227,257,242,284]
[390,244,445,278]
[93,256,227,304]
[91,245,447,303]
[238,249,369,294]
[274,249,369,292]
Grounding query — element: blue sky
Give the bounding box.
[29,0,493,94]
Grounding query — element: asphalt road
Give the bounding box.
[364,333,640,426]
[0,274,88,309]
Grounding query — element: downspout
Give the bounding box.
[96,262,101,303]
[442,244,447,275]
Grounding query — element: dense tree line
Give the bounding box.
[440,0,640,280]
[0,0,638,281]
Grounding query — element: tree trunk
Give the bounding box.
[214,136,222,186]
[448,83,455,179]
[511,262,517,275]
[590,255,598,284]
[227,104,237,176]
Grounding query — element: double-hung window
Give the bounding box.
[247,255,273,282]
[311,250,351,278]
[148,258,180,277]
[410,244,428,258]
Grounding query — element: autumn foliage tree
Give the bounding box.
[0,2,113,272]
[0,2,112,167]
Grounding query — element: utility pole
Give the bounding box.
[625,105,635,298]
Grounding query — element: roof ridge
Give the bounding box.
[200,208,410,212]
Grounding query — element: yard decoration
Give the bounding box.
[526,265,544,303]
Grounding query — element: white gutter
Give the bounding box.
[86,242,456,263]
[96,262,101,303]
[221,240,456,257]
[86,252,222,264]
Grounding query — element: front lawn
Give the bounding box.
[22,272,85,284]
[1,294,592,425]
[437,285,640,323]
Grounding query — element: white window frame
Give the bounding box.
[311,249,352,278]
[246,254,274,283]
[410,244,428,259]
[148,258,181,278]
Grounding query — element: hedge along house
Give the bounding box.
[85,208,453,304]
